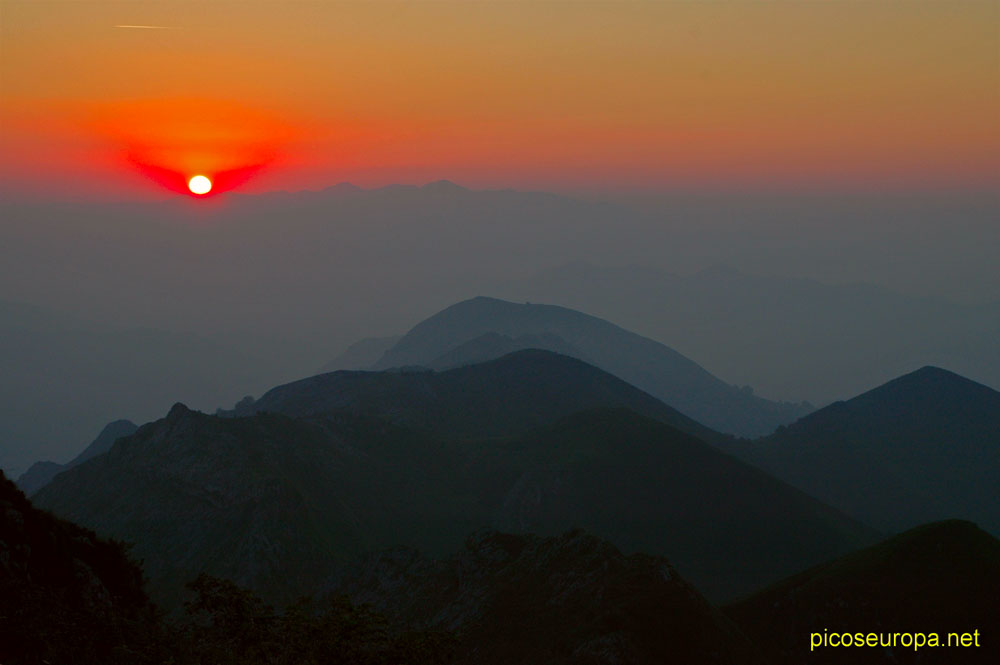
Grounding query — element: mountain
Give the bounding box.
[370,297,811,436]
[726,520,1000,664]
[427,331,586,370]
[36,387,874,607]
[330,529,765,665]
[2,467,447,665]
[227,349,726,445]
[0,469,156,664]
[319,335,402,372]
[33,405,399,608]
[17,419,138,495]
[729,367,1000,535]
[478,408,877,600]
[500,262,1000,404]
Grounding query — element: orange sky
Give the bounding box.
[1,0,997,197]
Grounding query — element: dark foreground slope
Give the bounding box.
[480,408,876,600]
[371,297,811,436]
[18,419,138,495]
[732,367,1000,534]
[726,520,1000,664]
[34,405,464,608]
[331,529,765,665]
[228,349,727,445]
[0,470,157,665]
[36,398,873,607]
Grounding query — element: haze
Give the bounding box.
[0,1,997,474]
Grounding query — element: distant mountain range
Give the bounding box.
[498,262,1000,404]
[726,520,1000,664]
[320,335,402,372]
[329,529,765,665]
[33,351,874,606]
[355,297,813,437]
[17,419,137,495]
[729,367,1000,535]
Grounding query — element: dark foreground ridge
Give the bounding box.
[330,529,766,665]
[726,520,1000,664]
[0,469,156,664]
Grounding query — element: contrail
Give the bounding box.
[113,25,178,30]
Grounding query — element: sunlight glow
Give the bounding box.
[187,174,212,195]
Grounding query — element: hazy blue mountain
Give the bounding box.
[730,367,1000,535]
[330,529,765,665]
[5,186,996,469]
[227,349,726,445]
[12,461,63,498]
[500,262,1000,404]
[319,335,402,372]
[17,419,138,495]
[34,386,872,608]
[726,520,1000,664]
[371,297,812,436]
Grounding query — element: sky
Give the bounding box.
[1,0,998,198]
[0,1,998,475]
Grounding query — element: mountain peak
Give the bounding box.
[166,402,192,420]
[374,296,812,436]
[421,179,467,192]
[859,365,997,405]
[321,182,362,194]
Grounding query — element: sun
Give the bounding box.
[187,174,212,195]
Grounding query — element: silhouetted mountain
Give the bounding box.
[501,262,1000,404]
[726,520,1000,664]
[228,349,724,445]
[34,404,387,608]
[730,367,1000,535]
[320,335,402,372]
[330,529,765,664]
[35,394,873,607]
[372,297,811,436]
[427,331,586,370]
[480,408,876,600]
[0,469,156,664]
[18,419,138,495]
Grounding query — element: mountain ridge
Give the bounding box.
[730,366,1000,535]
[371,296,812,436]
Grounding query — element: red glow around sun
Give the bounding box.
[98,99,292,196]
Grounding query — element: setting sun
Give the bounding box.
[187,174,212,195]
